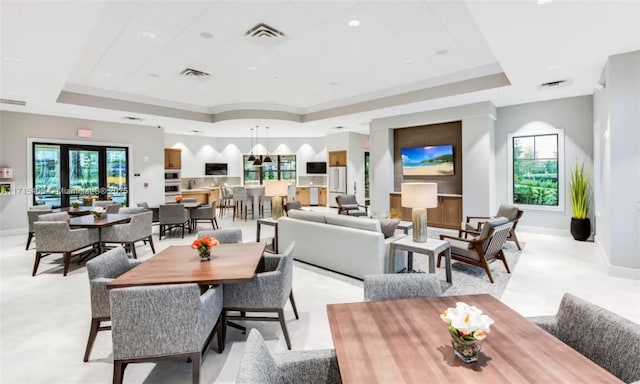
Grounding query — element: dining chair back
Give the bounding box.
[26,207,52,250]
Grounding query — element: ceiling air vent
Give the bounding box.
[0,98,26,106]
[180,68,210,77]
[246,23,285,38]
[537,79,572,90]
[122,116,144,122]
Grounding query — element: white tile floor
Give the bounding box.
[1,210,639,384]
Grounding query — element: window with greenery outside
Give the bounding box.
[512,134,559,206]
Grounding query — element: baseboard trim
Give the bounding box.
[0,228,27,237]
[518,225,570,237]
[594,237,640,280]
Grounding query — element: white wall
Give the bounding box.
[370,102,496,219]
[495,96,593,234]
[594,50,640,277]
[325,131,369,204]
[164,133,326,183]
[0,111,164,233]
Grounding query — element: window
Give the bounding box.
[507,128,564,211]
[243,155,296,185]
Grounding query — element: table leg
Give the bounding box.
[428,251,435,274]
[389,243,397,273]
[274,224,278,254]
[445,247,452,283]
[256,222,261,243]
[407,251,413,272]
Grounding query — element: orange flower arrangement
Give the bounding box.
[175,195,183,203]
[191,236,219,256]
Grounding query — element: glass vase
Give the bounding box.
[451,335,483,363]
[199,249,211,261]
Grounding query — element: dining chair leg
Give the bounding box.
[147,235,155,254]
[129,242,137,259]
[217,311,226,353]
[277,308,292,350]
[181,223,185,238]
[63,252,71,276]
[32,252,42,276]
[83,318,100,362]
[113,360,126,384]
[289,290,299,320]
[190,352,200,384]
[26,232,34,250]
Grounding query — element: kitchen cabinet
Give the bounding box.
[296,187,310,206]
[318,187,327,206]
[164,148,182,169]
[181,188,220,205]
[389,193,462,230]
[328,151,347,166]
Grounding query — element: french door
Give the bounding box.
[33,143,128,208]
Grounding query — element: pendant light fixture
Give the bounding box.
[247,126,256,162]
[263,126,272,163]
[252,126,262,166]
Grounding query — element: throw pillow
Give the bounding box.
[379,218,400,238]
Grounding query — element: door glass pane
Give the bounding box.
[69,149,100,205]
[107,148,128,205]
[279,155,296,182]
[34,144,61,208]
[243,155,260,185]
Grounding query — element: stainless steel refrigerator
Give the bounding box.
[328,166,347,208]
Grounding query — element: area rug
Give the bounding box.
[293,229,524,299]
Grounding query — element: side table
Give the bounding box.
[389,237,452,283]
[396,221,413,235]
[256,217,278,253]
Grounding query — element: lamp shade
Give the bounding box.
[264,180,289,197]
[401,182,438,208]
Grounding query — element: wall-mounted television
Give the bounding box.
[205,163,228,175]
[401,145,454,176]
[306,161,327,174]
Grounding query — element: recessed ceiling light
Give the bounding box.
[348,20,360,27]
[546,65,560,71]
[191,130,203,133]
[330,81,339,86]
[537,0,554,4]
[4,56,19,63]
[311,87,319,92]
[106,72,117,78]
[248,66,257,71]
[404,60,412,65]
[333,126,344,130]
[147,73,159,78]
[200,31,214,39]
[273,76,279,80]
[436,49,449,56]
[141,31,156,38]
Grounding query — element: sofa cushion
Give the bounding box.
[286,209,327,223]
[324,213,381,233]
[379,219,400,238]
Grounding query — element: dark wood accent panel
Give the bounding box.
[393,121,462,194]
[327,294,622,384]
[390,193,462,230]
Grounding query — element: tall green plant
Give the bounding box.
[569,162,591,219]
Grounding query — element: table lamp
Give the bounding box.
[401,182,438,242]
[264,180,289,219]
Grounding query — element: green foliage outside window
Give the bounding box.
[513,134,559,206]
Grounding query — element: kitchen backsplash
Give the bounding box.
[181,177,242,190]
[298,176,327,186]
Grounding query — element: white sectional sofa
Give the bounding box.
[278,210,407,279]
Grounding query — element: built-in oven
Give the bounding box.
[164,183,181,195]
[164,170,180,180]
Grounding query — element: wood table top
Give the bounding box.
[327,294,622,384]
[149,202,202,209]
[54,206,93,216]
[69,213,131,228]
[107,243,266,289]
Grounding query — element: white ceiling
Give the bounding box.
[1,0,639,138]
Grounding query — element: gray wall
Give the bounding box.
[0,111,165,233]
[495,96,594,233]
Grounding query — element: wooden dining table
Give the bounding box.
[54,206,93,216]
[69,213,131,253]
[327,294,623,384]
[107,243,266,289]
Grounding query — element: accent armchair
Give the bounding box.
[528,293,640,383]
[336,194,368,217]
[33,212,99,276]
[110,283,224,384]
[223,242,298,350]
[100,210,154,258]
[363,274,442,302]
[284,200,302,216]
[438,217,512,283]
[236,329,341,384]
[83,247,142,362]
[465,203,524,250]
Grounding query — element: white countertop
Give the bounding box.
[390,192,462,197]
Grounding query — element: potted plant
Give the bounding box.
[569,162,591,241]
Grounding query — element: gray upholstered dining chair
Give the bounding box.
[528,293,640,383]
[110,283,224,384]
[219,183,235,218]
[232,186,252,221]
[223,242,298,350]
[438,218,512,283]
[363,274,442,302]
[83,246,142,362]
[236,329,341,384]
[465,203,524,250]
[197,228,242,244]
[33,212,99,276]
[190,201,219,231]
[158,203,190,239]
[100,210,154,258]
[137,201,159,223]
[336,194,368,216]
[26,206,52,250]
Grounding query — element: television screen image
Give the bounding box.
[401,145,454,176]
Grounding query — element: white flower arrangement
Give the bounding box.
[440,302,494,341]
[90,206,105,217]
